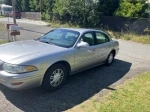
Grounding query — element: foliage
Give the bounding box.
[21,0,29,12]
[97,0,120,16]
[4,0,11,5]
[0,15,4,18]
[41,0,55,20]
[0,23,5,31]
[53,0,98,27]
[15,0,22,11]
[42,0,55,12]
[114,0,148,18]
[29,0,40,12]
[4,0,150,27]
[0,40,9,44]
[107,30,150,44]
[52,0,150,27]
[41,10,50,21]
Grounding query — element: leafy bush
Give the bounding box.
[114,0,149,18]
[41,10,50,21]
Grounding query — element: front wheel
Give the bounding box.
[105,52,115,66]
[42,64,67,91]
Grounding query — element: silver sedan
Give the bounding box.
[0,28,119,91]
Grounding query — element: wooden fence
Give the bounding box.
[21,12,41,20]
[98,16,150,34]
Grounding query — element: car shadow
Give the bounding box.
[0,59,132,112]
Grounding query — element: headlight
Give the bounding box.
[3,63,38,74]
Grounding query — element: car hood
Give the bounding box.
[0,40,67,63]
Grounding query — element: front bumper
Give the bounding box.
[115,48,119,56]
[4,12,9,16]
[0,69,46,90]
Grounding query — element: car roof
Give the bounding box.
[57,28,104,34]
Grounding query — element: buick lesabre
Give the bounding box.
[0,28,119,91]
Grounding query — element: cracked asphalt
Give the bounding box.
[0,19,150,112]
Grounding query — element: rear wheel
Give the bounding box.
[105,51,115,66]
[42,64,67,91]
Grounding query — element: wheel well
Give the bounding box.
[41,61,71,85]
[111,49,116,57]
[46,61,71,76]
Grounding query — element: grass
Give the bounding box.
[0,23,5,31]
[107,31,150,44]
[0,23,8,44]
[48,21,80,28]
[122,33,150,44]
[66,72,150,112]
[0,40,9,44]
[0,15,4,18]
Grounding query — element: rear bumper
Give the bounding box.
[16,15,21,18]
[0,69,46,90]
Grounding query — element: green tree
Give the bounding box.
[29,0,40,12]
[141,1,150,18]
[21,0,29,11]
[97,0,120,16]
[53,0,98,27]
[114,0,147,18]
[42,0,55,12]
[4,0,12,5]
[15,0,22,11]
[41,0,55,20]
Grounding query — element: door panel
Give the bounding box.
[73,32,97,73]
[74,47,95,70]
[93,31,112,64]
[92,42,111,65]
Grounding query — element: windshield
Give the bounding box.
[3,7,12,11]
[39,29,80,48]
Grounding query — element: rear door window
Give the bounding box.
[95,32,110,45]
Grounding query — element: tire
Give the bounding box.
[105,51,115,66]
[42,64,68,91]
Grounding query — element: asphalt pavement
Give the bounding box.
[0,18,51,41]
[0,18,150,112]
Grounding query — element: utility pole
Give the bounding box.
[11,0,16,24]
[40,0,42,13]
[11,0,17,41]
[40,0,42,20]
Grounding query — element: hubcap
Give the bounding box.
[50,69,64,87]
[108,53,114,64]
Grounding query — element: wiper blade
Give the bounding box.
[38,39,55,46]
[38,40,49,44]
[48,41,55,45]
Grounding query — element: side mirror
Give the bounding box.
[77,41,89,48]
